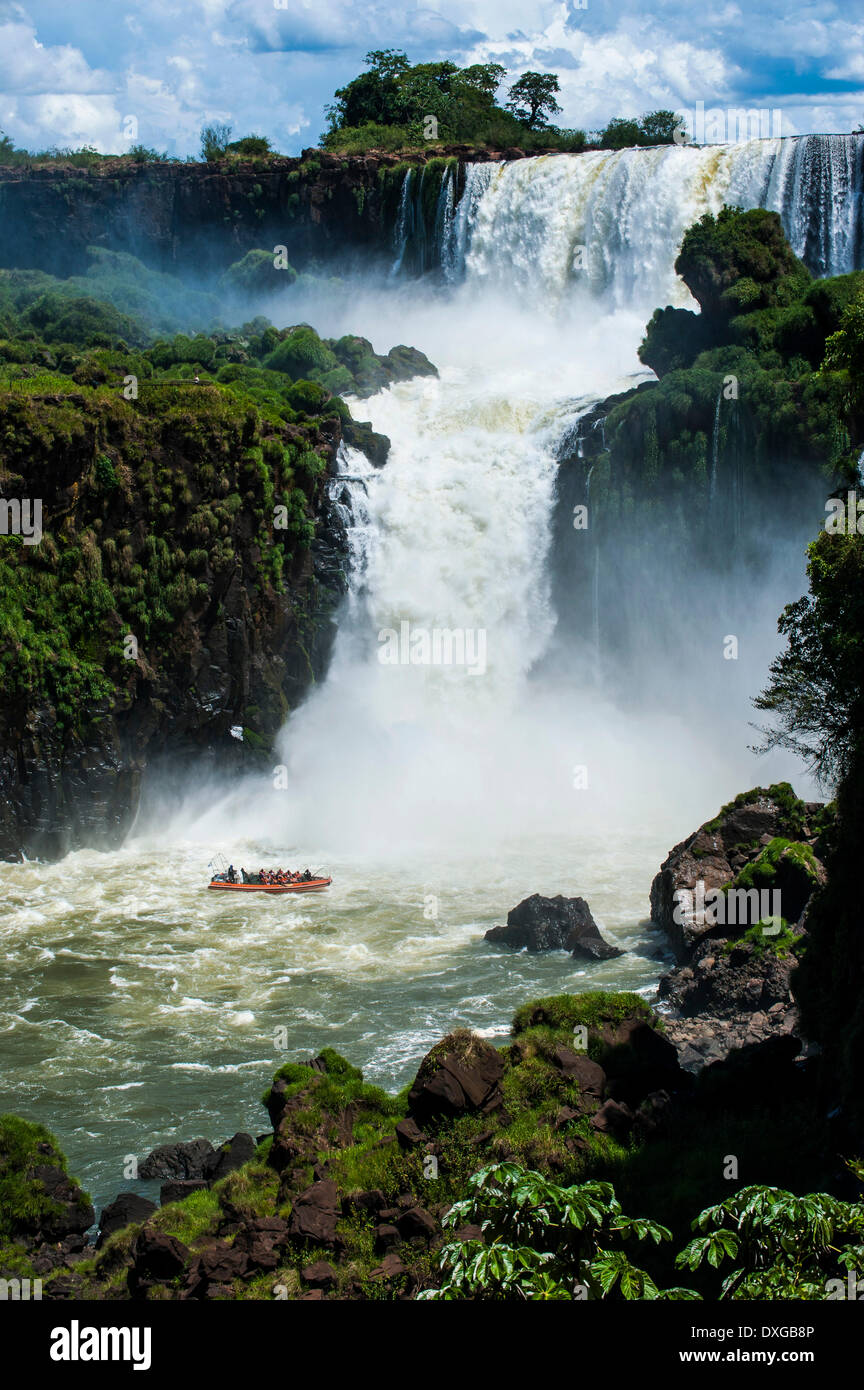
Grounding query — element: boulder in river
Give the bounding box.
[139,1138,215,1180]
[485,893,622,960]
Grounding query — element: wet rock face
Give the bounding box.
[485,893,622,960]
[659,936,799,1020]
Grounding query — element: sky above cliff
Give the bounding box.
[0,0,862,155]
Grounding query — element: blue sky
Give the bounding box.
[0,0,862,155]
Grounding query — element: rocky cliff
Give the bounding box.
[0,147,518,280]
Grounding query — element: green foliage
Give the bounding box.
[226,135,275,158]
[200,122,232,161]
[264,325,336,378]
[324,50,583,151]
[512,991,653,1037]
[821,283,864,422]
[599,110,683,149]
[419,1162,694,1300]
[220,249,297,297]
[677,1185,864,1298]
[754,532,864,786]
[22,290,142,348]
[676,207,812,321]
[0,1114,91,1240]
[504,73,562,130]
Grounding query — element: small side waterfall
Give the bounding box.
[709,388,722,501]
[389,168,414,279]
[432,166,456,270]
[442,162,497,282]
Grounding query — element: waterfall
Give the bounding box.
[432,134,864,304]
[756,134,863,277]
[585,461,601,675]
[250,134,850,847]
[709,388,722,501]
[432,166,456,271]
[441,161,497,282]
[389,168,414,279]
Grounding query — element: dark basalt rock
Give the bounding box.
[591,1098,635,1138]
[407,1031,505,1126]
[396,1206,437,1240]
[28,1165,95,1239]
[658,935,799,1020]
[551,1048,606,1102]
[160,1178,209,1206]
[341,1188,387,1216]
[139,1138,215,1181]
[127,1229,191,1298]
[650,789,826,963]
[370,1251,407,1281]
[485,893,622,960]
[302,1260,336,1290]
[394,1118,427,1149]
[96,1193,158,1247]
[202,1132,256,1182]
[287,1179,341,1246]
[597,1015,683,1105]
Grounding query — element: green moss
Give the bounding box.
[511,991,653,1037]
[721,921,799,958]
[0,1114,91,1240]
[702,782,810,838]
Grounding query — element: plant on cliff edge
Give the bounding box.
[417,1162,699,1300]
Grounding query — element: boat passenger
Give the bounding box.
[228,865,236,883]
[301,868,312,882]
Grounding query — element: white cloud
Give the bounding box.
[0,17,112,95]
[0,0,862,155]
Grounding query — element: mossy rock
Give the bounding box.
[0,1114,94,1242]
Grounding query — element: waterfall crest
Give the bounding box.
[434,134,863,308]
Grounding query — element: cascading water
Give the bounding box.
[389,167,414,278]
[709,389,722,502]
[1,134,849,1211]
[436,134,863,298]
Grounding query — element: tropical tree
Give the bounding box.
[753,530,864,787]
[200,122,232,161]
[505,73,562,129]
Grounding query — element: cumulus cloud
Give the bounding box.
[0,0,861,155]
[0,16,112,96]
